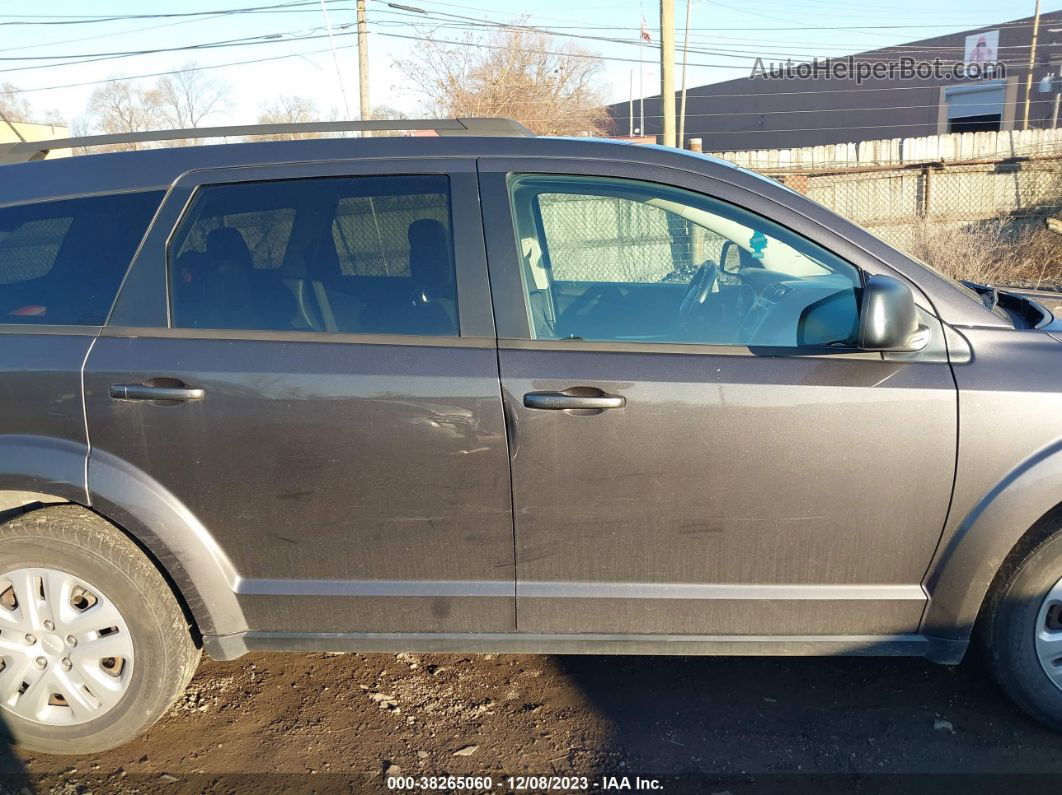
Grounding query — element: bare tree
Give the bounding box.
[396,24,608,136]
[0,83,33,124]
[370,104,409,136]
[86,80,162,149]
[0,83,65,130]
[154,64,228,129]
[254,95,325,140]
[67,117,93,154]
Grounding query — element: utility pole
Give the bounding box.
[357,0,371,133]
[678,0,691,148]
[1024,0,1042,130]
[660,0,676,147]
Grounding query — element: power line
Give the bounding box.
[372,4,1054,69]
[0,27,1032,105]
[0,29,332,62]
[0,1,326,26]
[0,27,349,74]
[373,7,1042,67]
[0,2,1051,74]
[375,15,1038,69]
[2,0,1052,32]
[0,11,266,56]
[0,5,1049,117]
[400,0,1057,34]
[2,44,347,94]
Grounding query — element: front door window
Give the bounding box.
[508,175,862,348]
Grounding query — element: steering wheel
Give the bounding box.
[678,261,719,323]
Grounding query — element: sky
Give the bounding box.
[1,0,1059,131]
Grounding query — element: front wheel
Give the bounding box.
[0,505,199,754]
[984,526,1062,730]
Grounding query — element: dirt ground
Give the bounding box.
[3,649,1062,793]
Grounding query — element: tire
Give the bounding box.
[983,522,1062,731]
[0,505,200,754]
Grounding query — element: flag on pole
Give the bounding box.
[640,17,652,43]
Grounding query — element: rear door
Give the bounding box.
[84,159,515,635]
[480,158,957,638]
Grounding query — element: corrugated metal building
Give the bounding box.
[608,11,1062,151]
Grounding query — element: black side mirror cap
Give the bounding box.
[858,274,931,352]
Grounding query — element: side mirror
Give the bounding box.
[858,274,931,352]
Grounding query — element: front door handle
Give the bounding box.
[110,383,205,401]
[523,390,625,411]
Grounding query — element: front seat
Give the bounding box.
[407,219,458,335]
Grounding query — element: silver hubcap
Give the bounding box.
[1036,576,1062,690]
[0,568,133,725]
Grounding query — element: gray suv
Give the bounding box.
[1,119,1061,754]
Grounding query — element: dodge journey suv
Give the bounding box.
[1,118,1062,753]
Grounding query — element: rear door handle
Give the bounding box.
[523,391,625,411]
[110,383,205,401]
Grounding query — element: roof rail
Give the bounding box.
[0,117,534,165]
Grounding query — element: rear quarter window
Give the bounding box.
[0,191,163,325]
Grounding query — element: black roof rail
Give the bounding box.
[0,117,534,165]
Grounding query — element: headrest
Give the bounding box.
[407,219,452,292]
[206,227,253,270]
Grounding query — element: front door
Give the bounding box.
[479,161,957,638]
[84,160,515,635]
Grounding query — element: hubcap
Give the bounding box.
[0,568,134,725]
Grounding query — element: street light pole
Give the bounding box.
[660,0,676,147]
[1024,0,1042,130]
[678,0,691,148]
[629,70,634,136]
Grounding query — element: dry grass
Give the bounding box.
[905,220,1062,289]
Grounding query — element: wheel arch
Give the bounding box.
[0,435,247,651]
[86,447,247,644]
[923,440,1062,643]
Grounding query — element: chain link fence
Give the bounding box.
[0,216,74,284]
[772,156,1062,288]
[537,193,704,283]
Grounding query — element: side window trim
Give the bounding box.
[108,159,496,340]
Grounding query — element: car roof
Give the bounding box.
[0,135,740,207]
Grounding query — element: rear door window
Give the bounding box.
[169,175,458,336]
[0,191,163,325]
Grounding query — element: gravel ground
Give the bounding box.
[4,650,1062,793]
